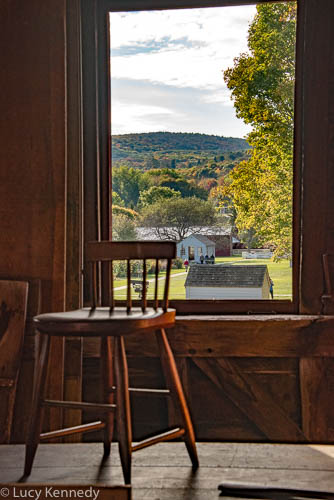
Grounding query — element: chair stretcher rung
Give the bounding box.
[132,427,185,452]
[42,399,116,412]
[40,421,105,440]
[129,387,170,396]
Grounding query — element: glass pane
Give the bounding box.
[109,2,296,301]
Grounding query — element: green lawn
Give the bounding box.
[113,257,292,301]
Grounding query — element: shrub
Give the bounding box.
[172,257,184,269]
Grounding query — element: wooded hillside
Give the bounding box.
[112,132,250,169]
[113,132,249,155]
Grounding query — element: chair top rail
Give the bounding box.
[86,241,176,262]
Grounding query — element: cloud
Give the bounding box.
[111,36,207,57]
[111,78,251,137]
[109,7,255,50]
[109,5,256,136]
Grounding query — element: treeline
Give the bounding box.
[112,132,250,170]
[112,131,250,155]
[112,166,208,209]
[112,155,249,210]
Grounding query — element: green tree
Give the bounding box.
[160,177,208,199]
[143,168,208,200]
[112,165,149,208]
[112,191,125,207]
[112,213,137,241]
[223,3,296,258]
[139,197,217,241]
[139,186,181,207]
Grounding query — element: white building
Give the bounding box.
[177,234,215,263]
[184,264,271,299]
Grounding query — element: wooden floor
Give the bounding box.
[1,442,334,499]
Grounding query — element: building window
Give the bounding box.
[189,246,195,261]
[82,0,302,313]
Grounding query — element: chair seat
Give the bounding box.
[33,307,176,336]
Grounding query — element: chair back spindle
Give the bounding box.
[126,260,132,313]
[154,259,159,311]
[163,258,172,312]
[108,261,114,311]
[141,259,147,312]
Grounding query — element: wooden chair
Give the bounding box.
[24,241,198,483]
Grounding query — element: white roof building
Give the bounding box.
[177,234,215,263]
[184,264,271,299]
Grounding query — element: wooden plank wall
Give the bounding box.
[0,0,67,312]
[82,316,334,443]
[299,0,334,315]
[63,0,84,442]
[0,0,68,441]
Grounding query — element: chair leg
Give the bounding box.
[114,336,132,484]
[101,336,115,456]
[24,333,50,476]
[156,328,199,469]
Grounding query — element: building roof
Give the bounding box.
[184,264,269,288]
[136,226,232,241]
[180,234,215,246]
[200,226,232,236]
[136,227,163,240]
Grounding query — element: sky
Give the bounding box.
[109,5,257,138]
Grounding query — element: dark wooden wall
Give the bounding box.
[2,0,334,444]
[0,0,70,441]
[299,0,334,315]
[0,0,67,311]
[82,316,334,443]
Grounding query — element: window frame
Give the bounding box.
[81,0,301,314]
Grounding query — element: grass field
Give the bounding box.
[114,257,292,301]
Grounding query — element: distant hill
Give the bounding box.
[112,132,250,160]
[111,132,251,208]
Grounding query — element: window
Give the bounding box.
[81,0,302,314]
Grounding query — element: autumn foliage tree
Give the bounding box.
[223,3,296,257]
